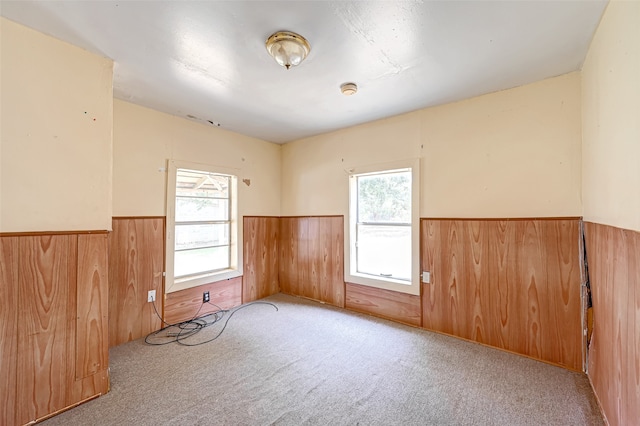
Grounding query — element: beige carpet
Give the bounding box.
[44,293,603,425]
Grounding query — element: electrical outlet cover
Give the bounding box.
[148,290,156,302]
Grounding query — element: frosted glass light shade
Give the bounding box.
[266,31,311,69]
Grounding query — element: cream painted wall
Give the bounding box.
[0,18,113,232]
[282,72,582,218]
[582,0,640,233]
[113,99,281,217]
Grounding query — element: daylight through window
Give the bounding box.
[355,169,412,281]
[174,169,232,278]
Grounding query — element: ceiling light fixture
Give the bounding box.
[340,82,358,96]
[265,31,311,70]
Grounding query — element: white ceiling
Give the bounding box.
[1,1,608,144]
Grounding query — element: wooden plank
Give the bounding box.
[421,219,439,331]
[622,228,639,425]
[442,220,468,338]
[422,218,582,370]
[326,216,345,308]
[264,217,280,298]
[629,229,640,426]
[464,220,492,344]
[108,219,136,347]
[411,216,583,222]
[76,234,109,379]
[243,217,256,302]
[586,222,640,425]
[541,220,581,369]
[0,237,19,426]
[308,217,321,301]
[346,282,421,327]
[108,218,164,347]
[242,217,280,303]
[517,220,545,361]
[492,220,523,354]
[164,277,242,324]
[243,216,259,302]
[0,230,109,237]
[278,217,296,295]
[140,218,164,341]
[296,218,309,298]
[17,235,76,424]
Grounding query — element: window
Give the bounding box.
[166,161,242,293]
[174,169,231,277]
[346,159,420,295]
[355,170,411,280]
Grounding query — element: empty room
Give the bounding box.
[0,1,638,425]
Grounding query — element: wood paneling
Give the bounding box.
[0,230,110,237]
[585,222,640,426]
[278,216,344,307]
[17,235,77,423]
[345,282,421,326]
[164,277,242,324]
[0,237,19,426]
[325,217,345,306]
[76,234,109,379]
[0,233,109,425]
[422,218,583,371]
[243,217,279,303]
[109,217,164,347]
[279,217,297,296]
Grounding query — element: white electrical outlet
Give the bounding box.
[422,271,431,283]
[148,290,156,302]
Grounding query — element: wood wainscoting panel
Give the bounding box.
[345,282,421,327]
[492,221,524,356]
[466,220,493,345]
[76,234,109,380]
[325,216,345,307]
[243,217,279,303]
[422,220,470,338]
[422,218,582,371]
[279,216,345,308]
[17,235,77,423]
[109,217,164,347]
[279,217,298,296]
[308,217,322,301]
[0,237,19,425]
[1,232,110,425]
[297,217,311,299]
[537,220,582,368]
[164,277,242,324]
[585,222,640,426]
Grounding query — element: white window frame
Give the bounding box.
[345,159,420,296]
[165,160,243,294]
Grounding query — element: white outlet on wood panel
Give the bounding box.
[148,290,156,302]
[422,271,431,283]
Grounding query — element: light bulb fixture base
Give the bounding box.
[340,82,358,96]
[266,31,311,70]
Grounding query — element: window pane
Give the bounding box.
[176,169,229,198]
[357,171,411,223]
[356,224,411,281]
[174,246,229,277]
[175,223,229,250]
[175,197,229,222]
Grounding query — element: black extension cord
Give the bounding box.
[145,299,278,347]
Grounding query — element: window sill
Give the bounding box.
[168,268,241,293]
[346,272,419,296]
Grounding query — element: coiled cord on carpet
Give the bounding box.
[145,300,278,347]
